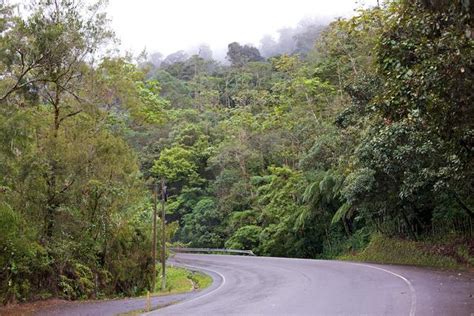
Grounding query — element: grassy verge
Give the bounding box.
[117,266,213,315]
[153,266,212,295]
[339,233,473,270]
[188,270,213,289]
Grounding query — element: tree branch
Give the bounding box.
[58,109,83,124]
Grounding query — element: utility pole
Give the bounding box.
[151,183,158,292]
[160,179,167,291]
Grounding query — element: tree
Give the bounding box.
[0,0,162,303]
[259,35,278,57]
[161,50,189,67]
[180,198,224,247]
[338,0,473,238]
[198,44,213,60]
[226,42,264,67]
[149,52,163,67]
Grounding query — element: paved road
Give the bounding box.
[32,292,196,316]
[149,254,474,316]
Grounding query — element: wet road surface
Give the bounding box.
[148,254,474,316]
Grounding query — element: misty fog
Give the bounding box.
[145,16,332,70]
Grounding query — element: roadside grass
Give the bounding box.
[153,266,212,295]
[117,266,213,315]
[154,266,193,294]
[339,233,472,270]
[189,270,213,289]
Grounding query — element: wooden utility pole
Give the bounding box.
[151,183,158,291]
[160,179,167,291]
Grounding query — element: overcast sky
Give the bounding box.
[107,0,378,57]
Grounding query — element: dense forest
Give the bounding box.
[1,0,472,305]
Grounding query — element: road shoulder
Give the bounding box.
[0,267,219,316]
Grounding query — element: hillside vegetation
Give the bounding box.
[1,0,472,305]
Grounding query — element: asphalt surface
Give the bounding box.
[148,254,474,316]
[32,291,195,316]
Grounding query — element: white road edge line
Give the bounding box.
[350,262,417,316]
[146,262,227,314]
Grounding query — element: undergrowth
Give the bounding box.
[339,233,473,270]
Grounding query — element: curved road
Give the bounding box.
[150,254,473,316]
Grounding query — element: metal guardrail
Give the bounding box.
[169,247,256,256]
